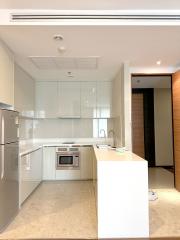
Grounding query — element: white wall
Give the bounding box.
[112,63,132,149]
[14,63,35,117]
[0,40,14,106]
[112,66,124,147]
[123,62,132,150]
[154,88,174,166]
[19,118,34,140]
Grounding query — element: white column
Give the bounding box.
[123,62,132,151]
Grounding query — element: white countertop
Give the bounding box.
[93,145,146,162]
[19,138,113,156]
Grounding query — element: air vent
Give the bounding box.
[29,56,98,70]
[11,13,180,21]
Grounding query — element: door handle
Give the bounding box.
[1,145,4,180]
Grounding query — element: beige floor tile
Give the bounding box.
[1,168,180,239]
[0,181,97,239]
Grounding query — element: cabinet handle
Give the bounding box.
[26,155,31,170]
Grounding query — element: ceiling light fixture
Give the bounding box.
[58,46,66,53]
[156,60,161,65]
[53,34,64,41]
[67,71,74,77]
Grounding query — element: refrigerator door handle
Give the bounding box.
[1,145,4,180]
[1,116,4,144]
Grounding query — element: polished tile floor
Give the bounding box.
[0,168,180,239]
[149,167,174,189]
[0,181,97,239]
[148,167,180,238]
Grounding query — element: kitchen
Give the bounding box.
[1,4,180,239]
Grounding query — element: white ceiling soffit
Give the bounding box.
[29,56,99,70]
[1,0,180,10]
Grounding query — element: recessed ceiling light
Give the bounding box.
[67,71,74,77]
[58,46,66,53]
[53,34,64,41]
[156,60,161,65]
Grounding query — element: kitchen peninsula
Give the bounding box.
[93,146,149,239]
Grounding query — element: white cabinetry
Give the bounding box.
[35,81,59,118]
[20,148,42,205]
[0,41,14,106]
[43,147,56,180]
[59,82,81,118]
[35,81,112,119]
[14,64,35,118]
[56,169,81,180]
[97,81,112,118]
[80,147,93,179]
[81,82,96,118]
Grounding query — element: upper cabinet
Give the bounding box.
[0,41,14,106]
[35,81,59,118]
[97,81,112,118]
[14,64,35,118]
[35,80,112,119]
[81,82,97,118]
[59,82,81,118]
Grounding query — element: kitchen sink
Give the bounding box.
[96,144,111,149]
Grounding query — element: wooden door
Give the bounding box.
[132,93,145,158]
[172,71,180,191]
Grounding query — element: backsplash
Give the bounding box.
[19,118,34,140]
[33,118,114,139]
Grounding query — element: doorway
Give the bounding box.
[131,75,174,188]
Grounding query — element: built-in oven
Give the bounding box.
[56,147,80,170]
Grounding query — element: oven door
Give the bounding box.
[56,153,74,169]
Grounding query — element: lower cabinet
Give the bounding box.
[43,147,56,180]
[20,148,42,205]
[80,147,93,179]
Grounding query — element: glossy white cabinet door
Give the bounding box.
[80,147,93,179]
[55,169,81,180]
[43,147,56,180]
[20,148,42,205]
[0,41,14,106]
[20,154,34,204]
[97,81,112,118]
[59,82,81,118]
[81,82,96,118]
[31,148,42,185]
[35,81,59,118]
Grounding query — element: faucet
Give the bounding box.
[108,129,116,147]
[100,129,107,139]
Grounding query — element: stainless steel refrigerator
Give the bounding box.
[0,109,19,232]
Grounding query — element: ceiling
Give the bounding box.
[0,0,180,10]
[0,25,180,81]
